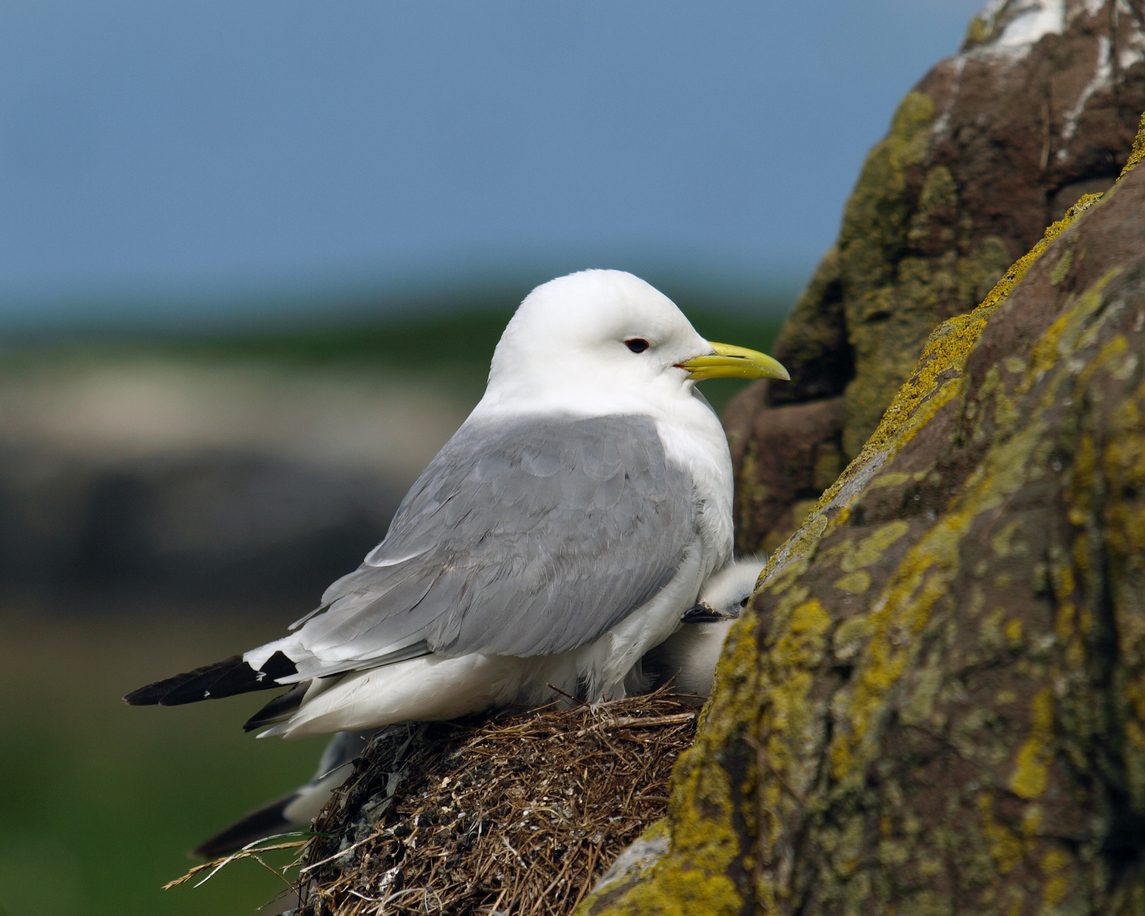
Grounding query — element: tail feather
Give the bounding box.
[123,651,297,706]
[243,682,308,732]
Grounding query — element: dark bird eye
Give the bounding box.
[625,338,650,353]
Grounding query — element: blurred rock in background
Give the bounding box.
[0,300,777,620]
[0,358,471,616]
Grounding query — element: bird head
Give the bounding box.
[485,269,788,410]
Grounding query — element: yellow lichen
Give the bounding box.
[829,557,949,780]
[842,520,912,573]
[749,597,833,906]
[833,615,875,658]
[978,793,1022,875]
[1040,848,1072,907]
[964,15,993,47]
[990,519,1024,558]
[1049,247,1073,286]
[1011,689,1054,799]
[835,571,872,594]
[1028,269,1121,386]
[1117,111,1145,180]
[867,470,912,490]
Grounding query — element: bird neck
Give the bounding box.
[474,374,707,423]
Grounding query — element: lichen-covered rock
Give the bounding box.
[733,0,1145,550]
[583,116,1145,915]
[723,391,844,555]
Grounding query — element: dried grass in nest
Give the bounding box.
[295,687,698,915]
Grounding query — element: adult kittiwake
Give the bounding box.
[192,556,766,858]
[125,269,789,740]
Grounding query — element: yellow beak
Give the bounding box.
[676,341,790,382]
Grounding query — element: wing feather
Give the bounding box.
[259,414,696,679]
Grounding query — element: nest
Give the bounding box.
[294,688,698,915]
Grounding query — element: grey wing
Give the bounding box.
[282,413,697,677]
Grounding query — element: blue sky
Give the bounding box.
[1,1,983,329]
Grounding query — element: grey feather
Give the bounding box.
[280,413,696,678]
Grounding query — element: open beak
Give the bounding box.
[676,341,790,382]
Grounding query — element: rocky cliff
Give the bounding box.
[587,115,1145,915]
[727,0,1145,553]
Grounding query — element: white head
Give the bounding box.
[696,555,767,618]
[482,270,787,413]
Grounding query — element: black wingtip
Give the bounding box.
[124,655,243,706]
[124,651,298,707]
[192,794,298,859]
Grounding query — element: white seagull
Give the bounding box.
[125,270,788,740]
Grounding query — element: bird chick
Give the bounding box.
[641,555,765,698]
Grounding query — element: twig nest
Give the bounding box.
[296,689,698,915]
